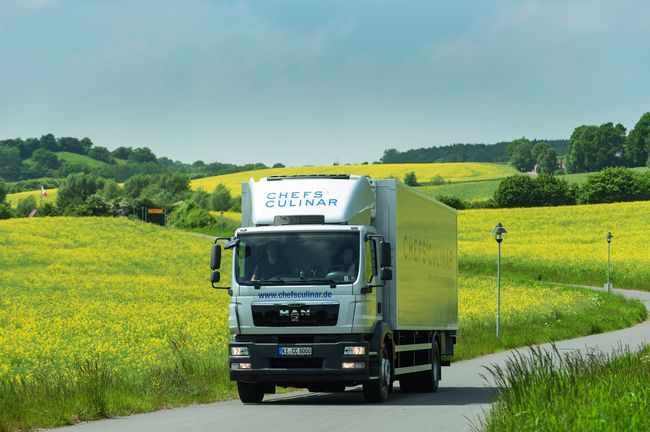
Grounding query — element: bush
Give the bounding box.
[493,175,537,208]
[16,196,37,217]
[0,202,14,219]
[467,198,498,209]
[169,202,216,229]
[436,195,467,210]
[579,167,644,204]
[38,202,59,217]
[493,174,575,208]
[533,174,575,206]
[430,175,446,185]
[403,171,419,186]
[57,173,105,211]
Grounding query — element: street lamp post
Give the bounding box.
[492,223,507,339]
[606,232,613,294]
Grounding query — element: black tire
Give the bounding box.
[363,349,391,403]
[418,338,441,393]
[237,381,265,403]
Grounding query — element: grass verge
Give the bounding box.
[479,344,650,431]
[0,338,236,432]
[455,275,647,360]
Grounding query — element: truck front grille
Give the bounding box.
[252,304,339,327]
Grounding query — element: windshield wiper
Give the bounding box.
[302,278,339,288]
[250,278,288,289]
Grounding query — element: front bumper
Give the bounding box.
[229,336,373,385]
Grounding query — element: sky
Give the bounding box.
[1,0,649,166]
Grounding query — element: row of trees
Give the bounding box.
[0,134,280,184]
[438,168,650,210]
[381,140,568,164]
[1,171,239,229]
[564,114,650,173]
[507,113,650,174]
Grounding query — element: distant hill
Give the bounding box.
[381,139,569,164]
[190,162,518,196]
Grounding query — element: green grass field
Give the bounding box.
[418,179,502,202]
[0,216,645,430]
[56,152,111,168]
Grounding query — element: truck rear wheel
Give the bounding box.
[418,338,441,393]
[363,349,391,403]
[237,381,265,403]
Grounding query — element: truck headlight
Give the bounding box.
[342,362,365,369]
[344,346,366,355]
[231,346,249,356]
[231,362,252,369]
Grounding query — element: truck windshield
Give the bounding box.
[235,232,360,286]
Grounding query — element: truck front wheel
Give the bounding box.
[237,381,265,403]
[363,349,391,403]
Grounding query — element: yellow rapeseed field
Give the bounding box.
[0,217,229,381]
[190,162,517,196]
[459,200,650,290]
[6,189,58,207]
[1,216,642,383]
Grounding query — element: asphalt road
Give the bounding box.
[53,288,650,432]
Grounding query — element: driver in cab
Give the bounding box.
[252,242,287,281]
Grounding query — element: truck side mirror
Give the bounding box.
[211,271,221,284]
[380,241,392,267]
[380,267,393,281]
[211,244,222,270]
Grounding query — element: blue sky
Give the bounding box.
[1,0,649,166]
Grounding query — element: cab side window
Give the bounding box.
[365,239,378,283]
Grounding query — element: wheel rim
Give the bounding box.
[380,355,390,397]
[432,344,440,384]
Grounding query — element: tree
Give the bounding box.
[566,123,626,173]
[190,189,211,210]
[17,138,40,159]
[88,146,113,163]
[100,179,122,200]
[211,183,232,211]
[157,173,190,198]
[56,173,105,211]
[128,147,157,163]
[272,163,285,168]
[0,145,24,181]
[532,142,558,174]
[579,167,643,204]
[381,149,400,163]
[507,138,535,172]
[30,148,61,175]
[111,146,133,160]
[57,137,86,154]
[403,171,418,186]
[123,174,153,199]
[40,134,57,151]
[625,112,650,167]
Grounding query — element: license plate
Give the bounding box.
[278,346,312,356]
